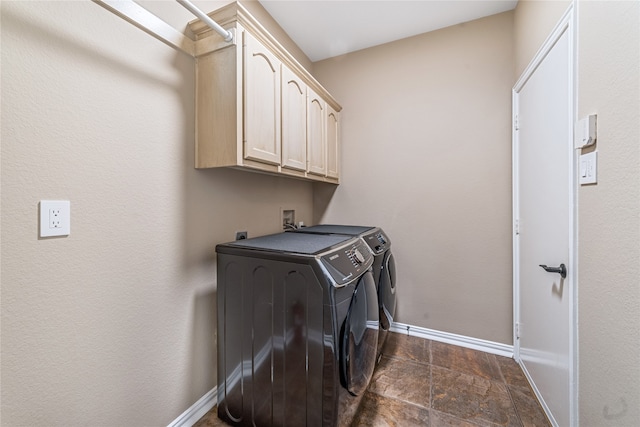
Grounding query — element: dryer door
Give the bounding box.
[379,251,397,331]
[341,271,379,396]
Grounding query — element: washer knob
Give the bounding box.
[353,248,365,264]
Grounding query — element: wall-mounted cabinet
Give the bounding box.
[189,2,341,184]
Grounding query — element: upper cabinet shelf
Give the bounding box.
[188,2,341,184]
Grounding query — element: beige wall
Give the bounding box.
[1,1,313,425]
[514,0,640,425]
[4,0,637,425]
[313,11,515,344]
[513,0,572,76]
[576,1,640,425]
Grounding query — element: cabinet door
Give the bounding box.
[326,105,339,179]
[307,88,326,176]
[281,66,307,171]
[244,32,281,165]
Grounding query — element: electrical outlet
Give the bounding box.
[50,208,62,228]
[40,200,70,237]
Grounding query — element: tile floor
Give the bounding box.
[194,332,550,427]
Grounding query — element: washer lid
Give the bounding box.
[220,232,354,255]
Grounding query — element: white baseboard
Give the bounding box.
[167,386,217,427]
[389,322,514,358]
[169,324,513,426]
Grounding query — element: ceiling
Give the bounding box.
[258,1,518,62]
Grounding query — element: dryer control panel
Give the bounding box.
[320,239,373,286]
[362,230,391,254]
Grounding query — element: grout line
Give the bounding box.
[505,383,526,427]
[365,390,431,412]
[492,354,508,384]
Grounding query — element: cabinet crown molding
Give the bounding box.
[188,1,341,112]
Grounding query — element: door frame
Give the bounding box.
[512,4,578,426]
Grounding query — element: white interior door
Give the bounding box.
[513,9,576,427]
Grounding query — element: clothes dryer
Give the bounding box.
[215,232,379,427]
[293,225,397,357]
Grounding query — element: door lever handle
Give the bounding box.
[539,263,567,279]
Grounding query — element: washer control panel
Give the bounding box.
[363,230,391,254]
[347,248,366,266]
[320,239,373,286]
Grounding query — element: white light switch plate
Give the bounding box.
[575,114,597,148]
[580,151,598,185]
[40,200,70,237]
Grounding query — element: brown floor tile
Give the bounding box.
[338,390,366,427]
[195,335,549,427]
[381,332,430,364]
[369,355,430,408]
[495,355,530,390]
[484,354,508,383]
[193,406,229,427]
[430,409,487,427]
[431,341,503,382]
[432,366,520,427]
[509,385,551,427]
[351,392,430,427]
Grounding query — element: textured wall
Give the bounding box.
[313,11,515,344]
[514,1,640,425]
[577,1,640,425]
[1,1,313,425]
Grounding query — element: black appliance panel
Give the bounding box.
[217,254,327,426]
[215,232,377,427]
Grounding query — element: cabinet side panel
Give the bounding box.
[196,47,239,168]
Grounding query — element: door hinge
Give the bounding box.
[515,322,521,339]
[514,114,519,131]
[515,219,520,235]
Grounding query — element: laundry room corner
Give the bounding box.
[312,10,515,346]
